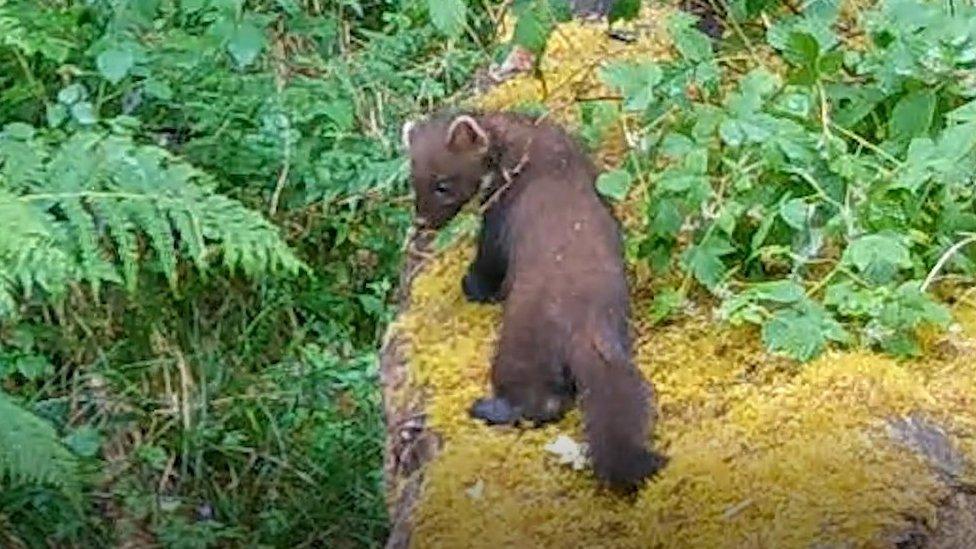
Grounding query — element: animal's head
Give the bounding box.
[402,114,492,230]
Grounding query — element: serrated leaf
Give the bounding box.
[843,233,913,284]
[682,235,735,290]
[762,308,826,361]
[779,198,808,230]
[596,169,632,201]
[668,12,713,63]
[96,48,134,84]
[762,303,846,361]
[749,280,806,303]
[890,89,936,140]
[599,60,662,112]
[428,0,466,38]
[227,20,266,68]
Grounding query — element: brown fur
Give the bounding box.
[404,110,666,491]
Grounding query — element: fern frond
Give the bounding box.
[0,389,78,493]
[0,123,305,315]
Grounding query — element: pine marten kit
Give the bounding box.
[402,111,666,491]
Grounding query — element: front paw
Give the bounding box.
[462,273,498,303]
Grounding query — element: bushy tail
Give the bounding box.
[570,330,666,491]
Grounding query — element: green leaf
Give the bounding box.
[0,390,79,493]
[824,280,883,318]
[890,89,936,140]
[749,280,806,303]
[762,302,846,361]
[57,84,85,105]
[227,20,266,68]
[650,287,683,325]
[63,426,102,458]
[779,198,808,230]
[842,233,913,284]
[596,169,632,201]
[96,48,134,84]
[599,60,662,111]
[762,308,825,361]
[512,1,555,55]
[71,102,97,125]
[667,12,713,63]
[15,355,52,380]
[947,100,976,124]
[608,0,641,25]
[144,78,173,100]
[682,235,735,290]
[428,0,466,38]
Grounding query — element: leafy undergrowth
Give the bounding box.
[392,2,976,547]
[0,0,495,546]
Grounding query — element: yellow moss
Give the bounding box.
[389,9,976,549]
[396,239,976,548]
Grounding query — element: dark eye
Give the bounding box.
[434,180,451,196]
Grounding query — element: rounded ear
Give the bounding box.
[446,115,489,153]
[401,120,416,151]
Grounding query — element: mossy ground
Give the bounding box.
[390,8,976,548]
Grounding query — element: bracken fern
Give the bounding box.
[0,389,78,493]
[0,122,304,316]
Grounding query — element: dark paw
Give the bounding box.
[462,273,498,303]
[469,397,520,425]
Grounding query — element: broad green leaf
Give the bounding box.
[144,78,173,100]
[96,48,134,84]
[71,102,97,125]
[227,20,266,68]
[650,198,684,235]
[322,99,355,131]
[749,280,806,303]
[428,0,466,38]
[512,1,554,55]
[762,308,826,361]
[890,89,936,140]
[596,169,632,201]
[779,198,808,230]
[824,280,883,318]
[842,233,913,284]
[600,61,662,112]
[682,235,735,290]
[57,84,85,105]
[63,426,102,458]
[667,12,713,63]
[15,355,52,381]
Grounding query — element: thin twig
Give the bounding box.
[921,233,976,293]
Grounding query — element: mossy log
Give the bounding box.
[379,8,976,548]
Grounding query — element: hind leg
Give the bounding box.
[469,318,574,426]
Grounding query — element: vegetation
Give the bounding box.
[485,0,976,361]
[0,0,493,545]
[1,0,974,546]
